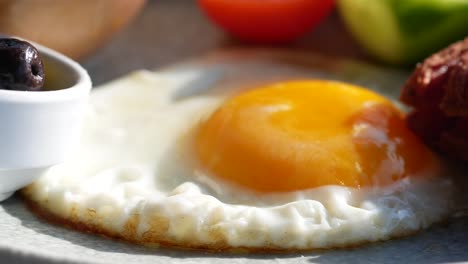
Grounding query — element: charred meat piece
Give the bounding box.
[400,38,468,160]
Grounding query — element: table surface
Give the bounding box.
[80,0,371,86]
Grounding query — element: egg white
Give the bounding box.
[23,70,453,250]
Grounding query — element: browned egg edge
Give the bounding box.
[19,189,444,254]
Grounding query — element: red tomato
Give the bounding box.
[198,0,335,43]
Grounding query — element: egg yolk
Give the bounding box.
[195,80,438,192]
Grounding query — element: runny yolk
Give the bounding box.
[195,80,439,192]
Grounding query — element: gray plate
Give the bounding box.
[1,49,467,264]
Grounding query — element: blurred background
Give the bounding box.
[2,0,467,85]
[80,0,366,85]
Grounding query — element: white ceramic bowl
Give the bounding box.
[0,40,92,201]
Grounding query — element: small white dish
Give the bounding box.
[0,40,92,201]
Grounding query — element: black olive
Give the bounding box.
[0,38,45,91]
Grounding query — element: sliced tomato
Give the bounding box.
[198,0,335,43]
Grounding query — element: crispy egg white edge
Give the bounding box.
[23,70,454,249]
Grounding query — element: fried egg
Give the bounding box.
[23,70,453,251]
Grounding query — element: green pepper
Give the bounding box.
[337,0,468,65]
